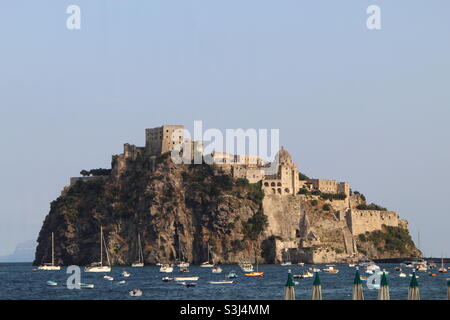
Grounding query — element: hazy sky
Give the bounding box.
[1,1,449,258]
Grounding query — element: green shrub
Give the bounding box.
[311,200,318,206]
[322,204,331,211]
[356,203,387,211]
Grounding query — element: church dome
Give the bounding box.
[276,147,293,166]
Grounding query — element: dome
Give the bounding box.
[276,147,293,166]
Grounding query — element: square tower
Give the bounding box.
[145,125,184,155]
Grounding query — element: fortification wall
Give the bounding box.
[263,195,302,241]
[348,210,399,236]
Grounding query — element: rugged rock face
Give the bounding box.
[35,155,266,266]
[35,154,421,266]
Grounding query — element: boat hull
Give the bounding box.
[38,266,61,271]
[85,266,111,273]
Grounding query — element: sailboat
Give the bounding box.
[200,244,214,268]
[280,249,292,266]
[131,234,144,267]
[438,254,447,273]
[85,227,112,272]
[245,243,264,277]
[38,232,61,271]
[175,231,189,268]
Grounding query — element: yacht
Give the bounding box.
[85,227,112,273]
[200,245,214,268]
[131,233,144,267]
[38,232,61,271]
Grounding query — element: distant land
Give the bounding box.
[0,240,36,262]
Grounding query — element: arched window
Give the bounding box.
[271,182,276,187]
[264,182,269,187]
[272,188,276,194]
[277,188,282,194]
[285,188,290,194]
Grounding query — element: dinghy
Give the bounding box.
[104,275,114,281]
[46,280,58,287]
[212,265,223,274]
[208,280,234,284]
[121,271,131,277]
[129,289,143,297]
[159,264,174,273]
[226,271,238,279]
[79,283,95,289]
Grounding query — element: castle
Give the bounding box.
[66,124,409,262]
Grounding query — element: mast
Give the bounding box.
[138,233,143,262]
[100,227,103,266]
[51,232,55,266]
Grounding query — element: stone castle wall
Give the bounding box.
[348,210,399,236]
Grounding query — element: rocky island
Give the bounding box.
[34,125,420,266]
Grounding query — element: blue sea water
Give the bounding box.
[0,263,448,300]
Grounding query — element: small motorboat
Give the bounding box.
[121,271,131,278]
[239,263,254,273]
[104,275,114,281]
[281,262,292,266]
[323,266,339,274]
[298,262,305,266]
[244,272,264,277]
[117,280,127,285]
[201,262,214,268]
[348,263,356,267]
[46,280,58,287]
[360,276,367,281]
[179,267,189,273]
[176,261,190,268]
[79,283,95,289]
[309,267,321,273]
[226,271,238,279]
[162,277,174,282]
[208,280,234,285]
[129,289,143,297]
[395,266,402,271]
[181,282,197,287]
[159,264,174,273]
[294,272,313,279]
[399,272,407,278]
[429,273,437,277]
[174,276,200,282]
[408,274,420,278]
[212,265,223,274]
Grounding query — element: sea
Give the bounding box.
[0,263,448,300]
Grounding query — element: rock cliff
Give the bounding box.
[34,154,420,265]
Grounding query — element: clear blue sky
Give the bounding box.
[1,1,449,257]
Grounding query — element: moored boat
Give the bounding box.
[174,276,200,282]
[46,280,58,286]
[239,263,254,273]
[79,283,95,289]
[209,280,234,284]
[85,227,111,273]
[159,264,174,273]
[226,270,238,279]
[38,233,61,271]
[244,272,264,277]
[212,265,223,274]
[129,289,143,297]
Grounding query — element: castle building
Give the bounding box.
[145,125,185,155]
[262,148,302,195]
[307,179,350,197]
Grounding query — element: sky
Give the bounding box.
[0,1,449,258]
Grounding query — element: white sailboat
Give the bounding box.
[131,233,144,267]
[200,244,214,268]
[38,232,61,271]
[439,254,447,273]
[175,231,189,268]
[280,249,292,266]
[85,227,112,272]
